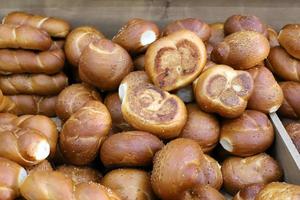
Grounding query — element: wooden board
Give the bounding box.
[1,0,300,37]
[270,113,300,184]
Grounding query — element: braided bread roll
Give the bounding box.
[0,72,68,95]
[0,157,27,200]
[55,83,101,121]
[20,170,121,200]
[278,81,300,118]
[2,11,70,38]
[60,101,111,165]
[278,24,300,59]
[65,26,105,67]
[256,182,300,200]
[7,95,57,117]
[119,71,187,139]
[267,46,300,82]
[0,125,50,166]
[0,42,65,75]
[0,24,52,50]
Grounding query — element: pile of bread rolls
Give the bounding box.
[0,11,299,200]
[0,11,70,116]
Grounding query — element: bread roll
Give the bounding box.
[145,30,207,91]
[221,153,282,195]
[267,46,300,81]
[194,65,254,118]
[285,122,300,153]
[104,92,132,131]
[211,31,270,70]
[0,72,68,95]
[224,15,268,36]
[247,65,283,113]
[112,18,159,53]
[8,95,57,117]
[208,23,224,47]
[220,110,274,156]
[60,101,111,165]
[278,24,300,59]
[278,81,300,118]
[0,24,52,50]
[20,171,121,200]
[151,138,221,199]
[233,183,265,200]
[162,18,211,41]
[203,154,223,190]
[102,169,156,200]
[255,182,300,200]
[180,103,220,153]
[65,26,105,67]
[100,131,163,167]
[267,27,279,48]
[179,185,225,200]
[0,47,64,75]
[0,126,50,166]
[79,38,133,90]
[57,165,102,185]
[0,90,15,112]
[119,71,187,139]
[2,11,70,38]
[55,83,101,121]
[25,160,53,175]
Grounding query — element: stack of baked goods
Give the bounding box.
[0,11,70,116]
[0,11,299,200]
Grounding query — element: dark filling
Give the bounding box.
[206,75,227,98]
[231,73,253,97]
[220,88,240,106]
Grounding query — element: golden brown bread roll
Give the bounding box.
[0,157,27,200]
[267,46,300,81]
[57,165,102,185]
[145,30,207,91]
[0,24,52,50]
[65,26,105,67]
[104,92,132,131]
[100,131,164,167]
[224,15,268,36]
[202,154,223,190]
[112,18,159,53]
[79,38,133,90]
[179,185,225,200]
[20,171,121,200]
[180,103,220,153]
[173,84,194,103]
[221,153,283,195]
[2,11,70,38]
[7,95,57,117]
[0,47,65,75]
[0,72,68,95]
[247,65,283,113]
[255,182,300,200]
[151,138,222,199]
[60,100,111,165]
[119,71,187,139]
[278,24,300,59]
[102,168,156,200]
[194,65,254,118]
[285,122,300,153]
[162,18,211,41]
[133,54,145,71]
[211,31,270,70]
[233,183,265,200]
[278,81,300,118]
[55,83,101,121]
[208,23,224,47]
[267,27,280,48]
[220,110,274,156]
[0,126,50,166]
